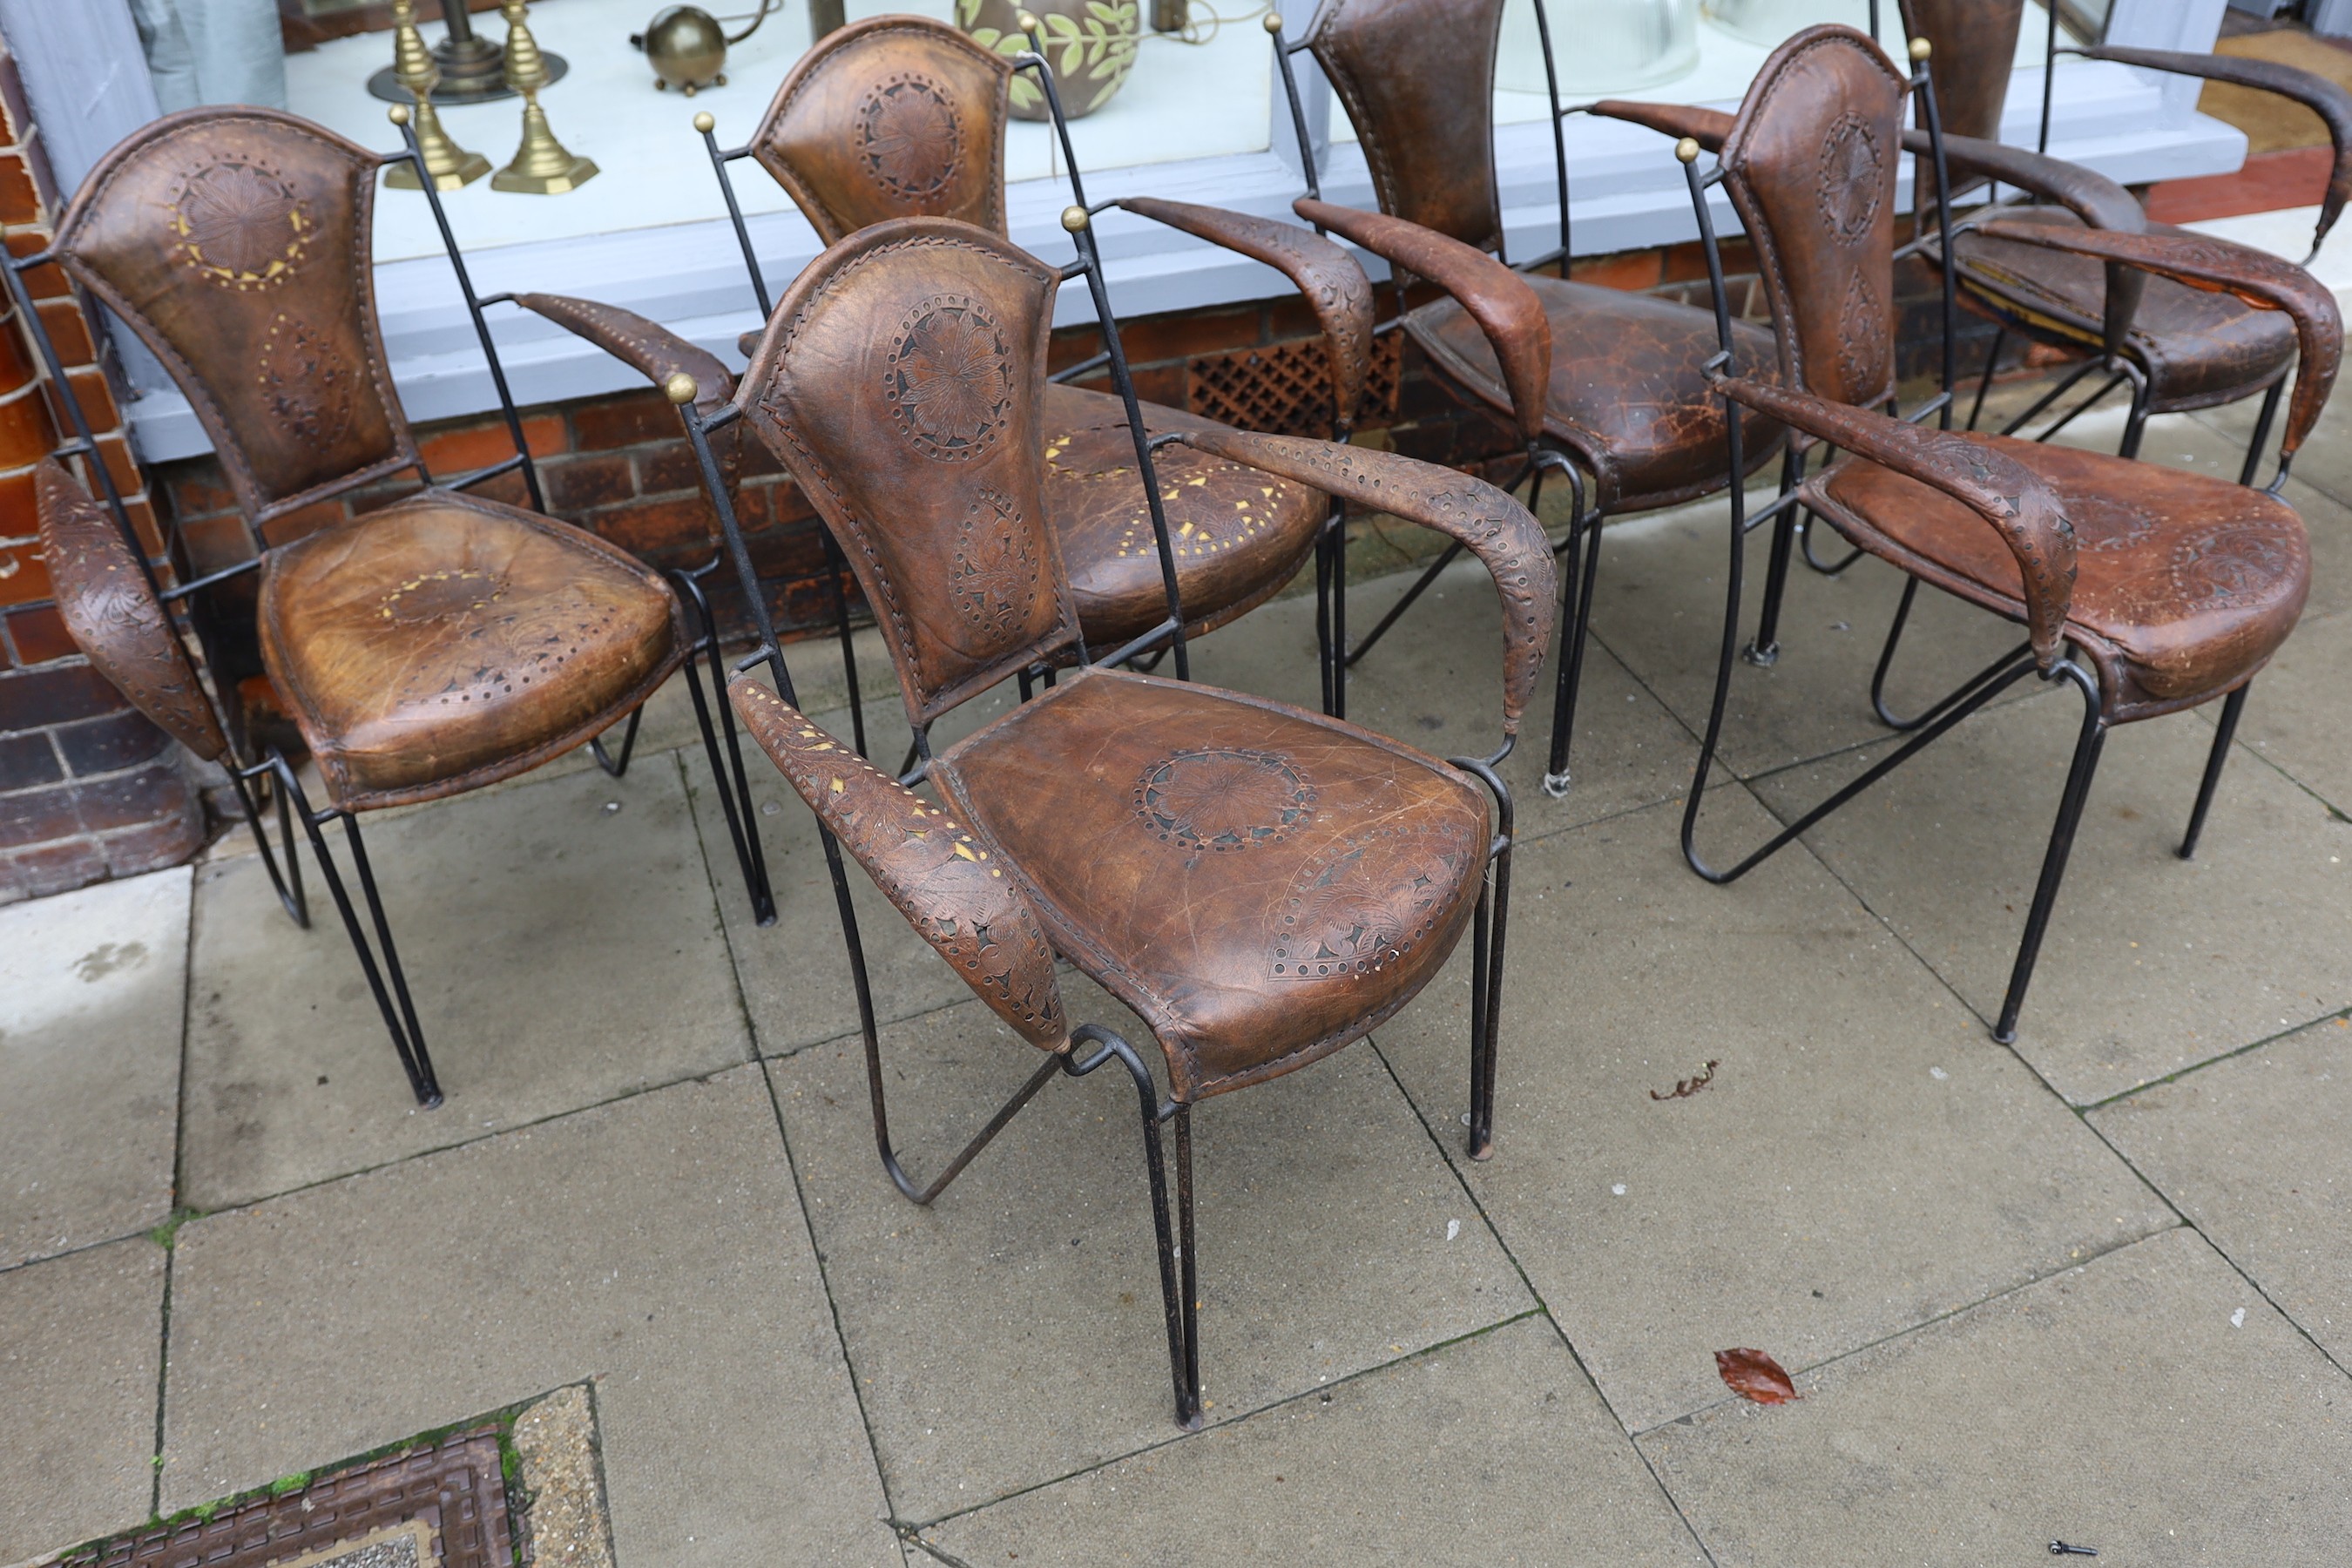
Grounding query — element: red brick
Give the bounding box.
[0,729,57,789]
[0,836,106,896]
[343,477,422,518]
[164,461,239,518]
[259,498,346,547]
[178,514,258,577]
[415,411,564,476]
[754,476,814,524]
[0,149,38,227]
[89,433,140,498]
[1114,304,1260,366]
[0,383,54,470]
[54,363,120,434]
[120,493,166,559]
[0,51,35,151]
[635,440,711,497]
[98,808,204,876]
[0,776,82,842]
[0,465,35,537]
[55,708,170,774]
[5,603,73,665]
[4,231,66,301]
[591,493,719,557]
[0,659,124,727]
[1571,248,1665,291]
[71,759,196,832]
[544,452,635,514]
[1126,363,1186,409]
[0,537,51,607]
[31,297,95,368]
[570,390,677,451]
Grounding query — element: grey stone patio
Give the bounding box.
[7,386,2352,1565]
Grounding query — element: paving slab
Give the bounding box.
[2219,605,2352,817]
[179,754,750,1212]
[0,867,188,1270]
[1638,1226,2352,1564]
[1748,686,2352,1105]
[2092,1015,2352,1362]
[767,976,1534,1524]
[916,1315,1706,1567]
[0,1237,166,1564]
[1375,787,2172,1433]
[161,1066,895,1567]
[1582,490,2031,780]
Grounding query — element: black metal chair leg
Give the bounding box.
[275,760,443,1106]
[1543,497,1601,799]
[226,758,307,927]
[2180,682,2249,862]
[669,564,777,923]
[1966,323,2006,431]
[1173,1104,1201,1425]
[1328,501,1349,720]
[1314,517,1336,715]
[587,705,642,777]
[1745,470,1802,667]
[2117,374,2151,462]
[821,528,868,758]
[1994,661,2107,1044]
[2239,382,2285,489]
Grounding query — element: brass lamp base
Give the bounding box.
[492,99,598,193]
[386,145,493,190]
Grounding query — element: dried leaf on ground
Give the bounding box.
[1716,1347,1800,1403]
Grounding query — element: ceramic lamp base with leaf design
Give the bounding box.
[957,0,1139,120]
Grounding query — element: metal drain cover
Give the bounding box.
[69,1428,510,1568]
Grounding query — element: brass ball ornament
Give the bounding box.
[1909,36,1931,61]
[388,103,412,125]
[1061,205,1091,233]
[1262,10,1284,30]
[693,110,716,134]
[1016,10,1042,32]
[638,4,729,95]
[665,371,701,405]
[1674,136,1701,165]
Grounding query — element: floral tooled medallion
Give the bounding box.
[883,294,1016,462]
[951,488,1041,636]
[1815,112,1883,243]
[1133,747,1315,853]
[1268,820,1474,981]
[171,159,308,290]
[2166,523,2302,612]
[856,73,964,201]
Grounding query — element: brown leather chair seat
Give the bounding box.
[1942,208,2299,414]
[931,665,1489,1102]
[1041,383,1325,646]
[1407,274,1787,511]
[1814,434,2309,711]
[259,490,686,808]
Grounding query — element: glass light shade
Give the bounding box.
[1700,0,1875,49]
[1497,0,1699,97]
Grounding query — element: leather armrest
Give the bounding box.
[1972,219,2344,461]
[513,293,738,413]
[1116,199,1375,431]
[1905,129,2148,353]
[1714,376,2077,665]
[1294,198,1551,445]
[729,678,1070,1051]
[35,457,229,762]
[1176,429,1556,737]
[2090,44,2352,254]
[1590,100,1734,152]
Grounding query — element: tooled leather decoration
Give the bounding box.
[883,292,1017,462]
[2091,44,2352,249]
[731,677,1067,1049]
[1132,747,1316,853]
[1970,220,2344,459]
[1295,199,1550,444]
[1114,198,1375,426]
[855,71,965,201]
[1724,375,2078,665]
[1305,0,1506,252]
[1174,429,1557,733]
[33,459,228,762]
[950,488,1042,634]
[1268,817,1477,982]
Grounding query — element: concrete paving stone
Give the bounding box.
[1638,1226,2352,1564]
[160,1066,895,1567]
[2218,606,2352,817]
[0,1238,166,1564]
[1375,787,2173,1434]
[1582,489,2031,781]
[0,867,188,1270]
[916,1315,1707,1567]
[179,754,750,1213]
[767,975,1535,1523]
[2091,1015,2352,1363]
[1747,686,2352,1105]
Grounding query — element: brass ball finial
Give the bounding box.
[1909,36,1931,61]
[1016,9,1041,30]
[693,110,715,134]
[1060,204,1090,233]
[665,371,700,405]
[1262,10,1283,30]
[1674,136,1701,165]
[388,103,412,126]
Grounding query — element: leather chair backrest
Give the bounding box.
[1904,0,2026,143]
[753,16,1012,246]
[738,218,1081,728]
[1718,25,1908,411]
[1307,0,1506,253]
[52,108,417,528]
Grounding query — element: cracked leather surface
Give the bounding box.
[1307,0,1506,252]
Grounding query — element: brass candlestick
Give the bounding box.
[491,0,598,193]
[384,0,491,189]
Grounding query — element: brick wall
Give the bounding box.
[0,39,203,904]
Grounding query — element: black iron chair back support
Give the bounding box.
[6,109,776,1105]
[1670,24,2318,1043]
[693,22,1206,758]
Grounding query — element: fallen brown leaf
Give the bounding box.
[1715,1347,1800,1403]
[1651,1059,1720,1101]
